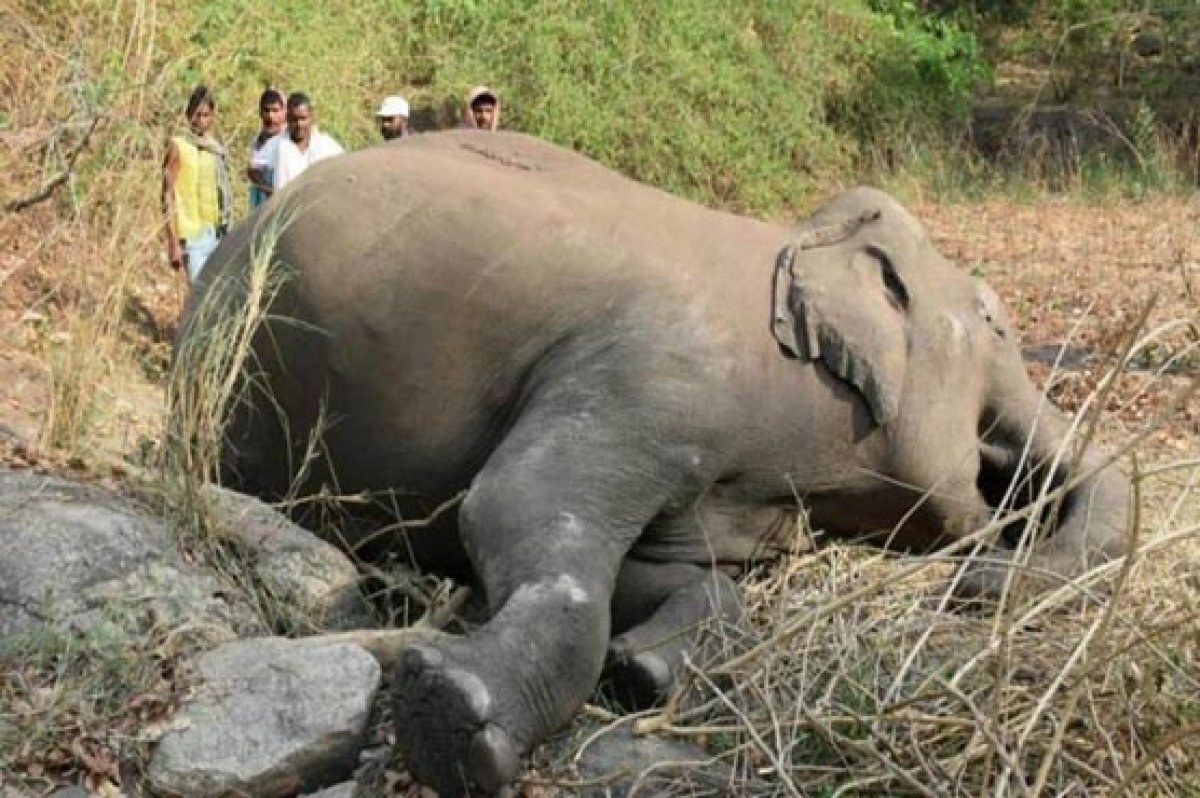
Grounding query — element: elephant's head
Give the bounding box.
[771,186,1131,598]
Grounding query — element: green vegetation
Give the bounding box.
[9,0,1200,223]
[8,0,1001,220]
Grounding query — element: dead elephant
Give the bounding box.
[178,131,1130,797]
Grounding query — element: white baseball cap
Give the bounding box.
[376,96,410,118]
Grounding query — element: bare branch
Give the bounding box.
[5,117,101,213]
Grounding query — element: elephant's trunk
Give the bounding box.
[970,368,1132,598]
[1025,411,1131,575]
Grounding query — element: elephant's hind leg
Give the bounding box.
[391,410,678,797]
[606,558,742,709]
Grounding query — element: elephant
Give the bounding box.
[178,130,1130,797]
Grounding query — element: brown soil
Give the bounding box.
[920,196,1200,454]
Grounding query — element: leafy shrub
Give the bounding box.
[134,0,996,216]
[827,1,991,157]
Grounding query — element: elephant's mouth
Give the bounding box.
[976,439,1063,548]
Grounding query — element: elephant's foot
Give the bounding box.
[605,566,743,710]
[952,552,1020,604]
[393,642,519,798]
[605,637,674,709]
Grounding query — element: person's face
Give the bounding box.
[260,101,284,134]
[380,115,408,141]
[287,103,313,143]
[189,103,214,136]
[471,101,496,130]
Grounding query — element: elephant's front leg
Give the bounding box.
[392,413,677,797]
[606,557,743,709]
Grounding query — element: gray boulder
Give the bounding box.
[0,468,262,643]
[149,636,381,798]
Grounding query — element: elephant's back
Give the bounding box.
[195,132,786,501]
[271,131,780,296]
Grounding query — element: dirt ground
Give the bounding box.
[925,197,1200,453]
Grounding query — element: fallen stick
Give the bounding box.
[300,584,472,669]
[304,626,441,669]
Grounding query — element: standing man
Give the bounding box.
[249,91,344,193]
[460,85,500,131]
[247,88,285,209]
[162,85,232,282]
[376,95,410,141]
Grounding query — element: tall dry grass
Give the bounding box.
[162,209,290,511]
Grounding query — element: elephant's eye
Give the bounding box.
[868,246,909,309]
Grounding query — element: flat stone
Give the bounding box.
[542,723,739,797]
[45,788,91,798]
[149,637,381,798]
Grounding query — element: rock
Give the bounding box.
[200,486,373,632]
[73,559,264,645]
[542,724,733,797]
[1132,31,1163,58]
[0,468,262,644]
[149,637,381,798]
[302,782,358,798]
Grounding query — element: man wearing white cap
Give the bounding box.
[376,95,410,141]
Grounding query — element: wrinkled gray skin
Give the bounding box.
[182,131,1130,797]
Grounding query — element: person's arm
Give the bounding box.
[247,165,273,196]
[161,138,184,271]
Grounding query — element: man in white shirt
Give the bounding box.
[249,91,344,195]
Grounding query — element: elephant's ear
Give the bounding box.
[770,213,908,427]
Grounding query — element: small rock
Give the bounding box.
[45,788,91,798]
[543,724,734,798]
[1132,30,1163,58]
[200,486,373,632]
[149,636,381,798]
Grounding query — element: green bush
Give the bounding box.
[138,0,992,216]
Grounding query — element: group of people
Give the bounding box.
[162,83,502,281]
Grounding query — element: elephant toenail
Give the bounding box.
[446,668,493,718]
[468,723,518,792]
[635,651,672,687]
[402,644,445,671]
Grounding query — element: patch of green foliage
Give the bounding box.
[140,0,988,216]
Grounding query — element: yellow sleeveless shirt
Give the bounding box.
[172,136,220,240]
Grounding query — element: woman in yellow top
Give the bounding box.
[162,85,233,282]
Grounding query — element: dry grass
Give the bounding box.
[162,210,289,512]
